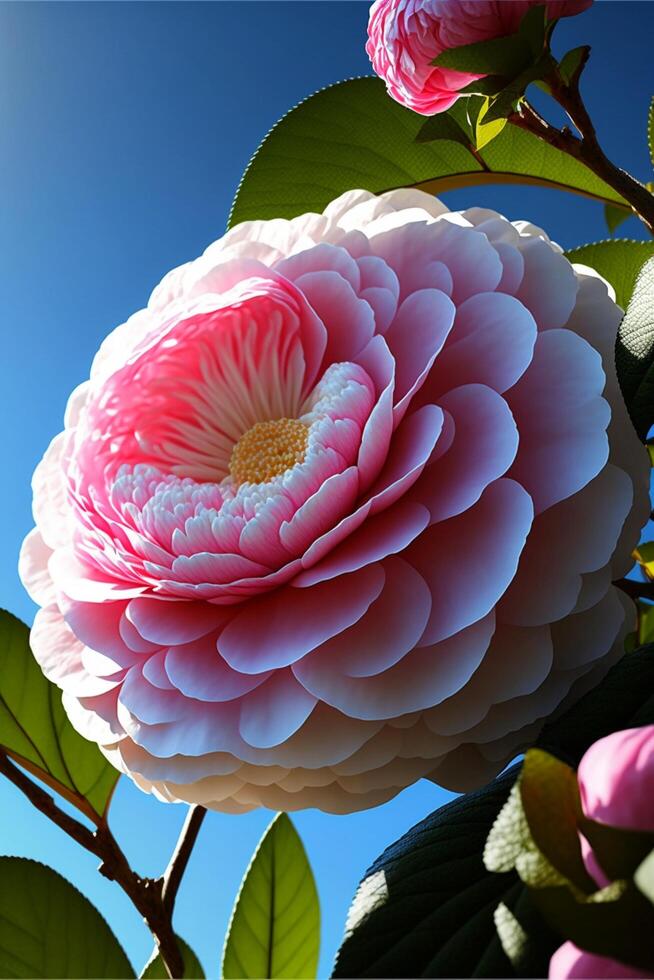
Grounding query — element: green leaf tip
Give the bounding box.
[222,813,320,979]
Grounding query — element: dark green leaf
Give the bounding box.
[228,78,628,229]
[432,34,532,78]
[0,610,118,821]
[415,115,471,147]
[557,46,590,86]
[536,643,654,762]
[480,55,557,126]
[222,813,320,979]
[615,255,654,440]
[334,645,654,979]
[604,203,631,236]
[0,857,133,978]
[579,817,654,882]
[564,238,654,310]
[458,76,511,97]
[531,880,654,972]
[333,766,541,979]
[518,5,548,58]
[141,939,205,979]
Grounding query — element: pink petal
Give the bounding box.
[412,478,533,645]
[125,597,230,645]
[294,501,429,587]
[165,635,271,702]
[238,670,317,748]
[508,329,610,514]
[218,563,385,673]
[420,385,518,523]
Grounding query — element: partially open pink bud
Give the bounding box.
[366,0,593,116]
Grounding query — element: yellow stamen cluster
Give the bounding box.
[229,418,309,486]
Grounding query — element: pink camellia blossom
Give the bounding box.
[367,0,593,116]
[20,188,649,814]
[550,726,654,979]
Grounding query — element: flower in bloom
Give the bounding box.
[550,726,654,979]
[367,0,593,116]
[20,188,649,814]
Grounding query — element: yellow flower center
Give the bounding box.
[229,418,309,485]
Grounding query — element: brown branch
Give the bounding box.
[509,80,654,236]
[162,805,207,913]
[0,749,185,978]
[616,578,654,602]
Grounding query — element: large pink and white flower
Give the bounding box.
[367,0,592,116]
[20,188,649,813]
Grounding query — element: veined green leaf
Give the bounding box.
[0,858,133,978]
[616,255,654,440]
[476,97,508,150]
[558,46,590,86]
[415,113,471,147]
[228,78,628,229]
[222,813,320,979]
[141,939,205,979]
[564,238,654,310]
[0,609,118,822]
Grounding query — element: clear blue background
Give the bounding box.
[0,2,652,976]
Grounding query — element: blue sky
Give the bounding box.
[1,2,653,976]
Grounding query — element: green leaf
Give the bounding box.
[604,203,631,236]
[415,114,471,147]
[517,4,548,58]
[519,751,594,892]
[0,610,118,821]
[615,255,654,440]
[635,848,654,903]
[141,939,205,979]
[564,238,654,310]
[222,813,320,979]
[0,857,133,978]
[530,879,654,972]
[648,97,654,169]
[432,33,532,78]
[458,76,511,97]
[558,46,590,86]
[333,766,532,979]
[334,645,654,979]
[476,97,508,150]
[228,78,628,229]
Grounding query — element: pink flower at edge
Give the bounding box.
[366,0,593,116]
[19,189,649,814]
[549,726,654,979]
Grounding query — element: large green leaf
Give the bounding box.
[228,77,628,228]
[564,239,654,310]
[0,857,133,978]
[333,644,654,979]
[615,255,654,441]
[0,610,118,822]
[222,813,320,979]
[141,939,205,979]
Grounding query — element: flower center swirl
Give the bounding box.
[229,417,309,486]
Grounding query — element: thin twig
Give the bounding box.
[616,578,654,602]
[0,748,185,978]
[509,80,654,235]
[162,805,207,913]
